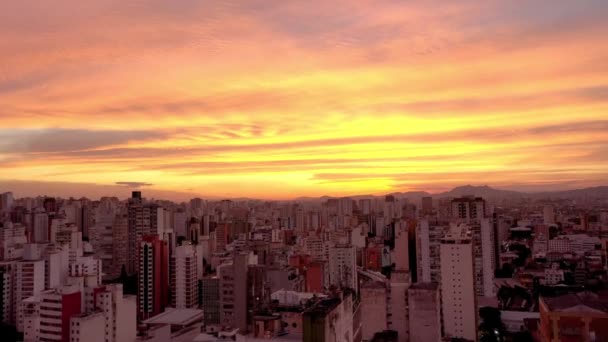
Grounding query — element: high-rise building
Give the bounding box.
[95,284,137,342]
[218,253,248,332]
[38,286,82,342]
[303,292,356,342]
[111,212,129,278]
[0,261,15,325]
[360,281,388,341]
[32,209,49,243]
[0,192,14,213]
[170,244,198,309]
[440,225,477,341]
[201,277,220,325]
[137,235,169,321]
[408,282,441,342]
[70,312,105,342]
[328,245,357,291]
[451,197,486,223]
[543,205,555,224]
[127,193,161,274]
[417,218,449,283]
[388,270,409,342]
[421,197,433,216]
[15,256,45,331]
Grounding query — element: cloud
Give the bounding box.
[0,128,167,153]
[115,181,154,188]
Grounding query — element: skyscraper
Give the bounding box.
[137,235,169,321]
[451,196,486,223]
[170,244,198,309]
[440,225,477,341]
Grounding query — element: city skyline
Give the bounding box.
[2,0,608,199]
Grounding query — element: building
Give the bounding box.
[451,197,486,223]
[16,256,46,332]
[539,292,608,341]
[328,245,357,291]
[408,283,441,342]
[201,277,220,325]
[417,219,449,283]
[170,244,198,309]
[111,212,129,278]
[70,312,105,342]
[421,197,433,216]
[360,281,388,341]
[0,192,14,212]
[303,292,356,342]
[138,235,169,321]
[388,270,409,342]
[95,284,137,342]
[127,192,161,274]
[543,205,555,224]
[30,286,82,342]
[218,253,248,331]
[440,225,477,341]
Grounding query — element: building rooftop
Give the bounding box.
[142,308,205,326]
[409,282,438,290]
[542,292,608,313]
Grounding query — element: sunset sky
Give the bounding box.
[1,0,607,200]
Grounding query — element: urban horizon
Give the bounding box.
[2,1,608,342]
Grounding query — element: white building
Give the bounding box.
[360,281,388,341]
[408,282,441,342]
[95,284,137,342]
[543,205,555,224]
[451,197,486,223]
[171,244,199,309]
[70,312,105,342]
[392,221,409,271]
[417,219,449,284]
[440,225,477,341]
[15,257,45,332]
[328,245,357,290]
[388,270,410,342]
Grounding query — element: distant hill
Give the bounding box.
[291,185,608,203]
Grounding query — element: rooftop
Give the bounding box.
[542,292,608,313]
[409,282,438,290]
[142,308,204,326]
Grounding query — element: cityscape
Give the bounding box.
[1,188,608,341]
[2,0,608,342]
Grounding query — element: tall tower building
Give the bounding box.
[111,212,129,278]
[137,235,169,321]
[170,244,198,309]
[38,287,82,342]
[218,253,248,332]
[440,225,477,341]
[451,197,486,223]
[417,218,449,283]
[408,282,441,342]
[328,245,357,291]
[127,192,160,274]
[421,196,433,216]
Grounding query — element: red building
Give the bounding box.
[38,288,81,342]
[365,246,382,271]
[305,261,325,293]
[138,235,169,320]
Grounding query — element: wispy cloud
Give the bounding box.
[0,0,607,198]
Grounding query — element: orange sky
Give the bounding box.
[1,0,607,200]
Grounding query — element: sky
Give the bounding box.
[1,0,607,200]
